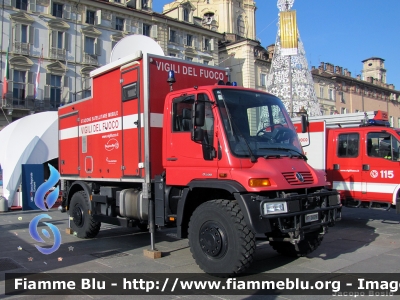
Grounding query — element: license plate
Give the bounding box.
[305,212,319,223]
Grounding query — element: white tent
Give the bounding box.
[0,111,58,207]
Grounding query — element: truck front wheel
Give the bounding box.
[269,232,323,257]
[69,191,101,238]
[188,200,255,276]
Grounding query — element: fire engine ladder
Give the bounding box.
[303,111,378,128]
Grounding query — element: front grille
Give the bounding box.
[282,171,313,185]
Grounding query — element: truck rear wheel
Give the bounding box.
[70,191,101,238]
[188,199,255,277]
[269,232,323,257]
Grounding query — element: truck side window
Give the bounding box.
[367,132,400,161]
[392,137,400,161]
[172,97,194,132]
[198,94,214,160]
[337,133,359,157]
[122,82,138,101]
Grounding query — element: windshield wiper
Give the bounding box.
[261,147,308,161]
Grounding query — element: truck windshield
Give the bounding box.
[214,89,303,159]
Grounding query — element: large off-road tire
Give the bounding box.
[69,191,101,238]
[188,200,256,277]
[269,232,323,257]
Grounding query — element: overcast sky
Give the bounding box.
[153,0,400,89]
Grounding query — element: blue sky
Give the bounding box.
[153,0,400,89]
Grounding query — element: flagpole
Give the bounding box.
[2,41,9,102]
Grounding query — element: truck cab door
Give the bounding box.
[329,132,361,200]
[362,131,400,203]
[121,66,142,177]
[165,93,218,185]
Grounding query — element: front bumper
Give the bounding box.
[234,189,341,235]
[259,190,341,234]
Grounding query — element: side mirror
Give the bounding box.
[194,102,205,127]
[301,114,308,133]
[192,127,204,142]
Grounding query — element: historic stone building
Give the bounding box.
[0,0,222,129]
[312,59,400,126]
[162,0,270,90]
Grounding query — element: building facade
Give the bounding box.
[163,0,270,91]
[163,0,257,40]
[0,0,222,129]
[312,60,400,126]
[1,0,399,130]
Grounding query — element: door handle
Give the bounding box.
[167,157,178,161]
[134,120,138,126]
[333,164,339,170]
[362,164,370,171]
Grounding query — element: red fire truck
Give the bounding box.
[58,37,340,276]
[294,110,400,211]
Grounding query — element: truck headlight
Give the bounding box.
[263,201,288,215]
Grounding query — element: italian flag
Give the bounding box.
[2,44,9,100]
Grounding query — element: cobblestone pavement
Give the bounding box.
[1,206,400,299]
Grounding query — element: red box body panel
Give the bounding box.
[58,54,228,181]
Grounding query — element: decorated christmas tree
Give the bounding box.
[266,0,321,116]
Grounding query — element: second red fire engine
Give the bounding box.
[295,110,400,211]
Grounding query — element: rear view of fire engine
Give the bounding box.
[58,36,341,276]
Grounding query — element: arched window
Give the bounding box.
[202,12,214,24]
[237,15,245,36]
